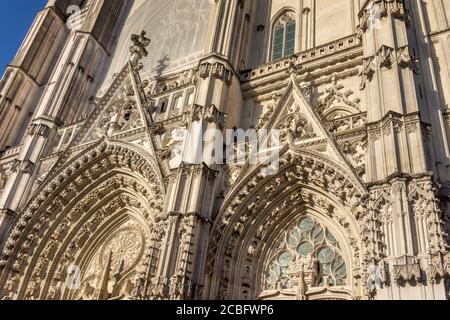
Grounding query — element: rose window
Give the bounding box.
[100,228,144,274]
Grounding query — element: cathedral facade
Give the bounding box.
[0,0,450,300]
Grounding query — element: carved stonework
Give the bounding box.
[255,104,275,132]
[7,160,35,175]
[261,215,349,300]
[199,62,231,83]
[191,104,226,128]
[359,57,376,90]
[130,31,151,67]
[392,257,422,284]
[359,0,407,32]
[0,0,449,302]
[73,225,146,301]
[317,82,361,119]
[28,123,51,138]
[397,46,420,74]
[0,172,7,190]
[279,113,316,143]
[342,141,366,179]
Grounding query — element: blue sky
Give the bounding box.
[0,0,47,75]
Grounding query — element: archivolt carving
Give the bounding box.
[223,165,243,195]
[207,148,369,300]
[0,172,7,192]
[0,140,166,300]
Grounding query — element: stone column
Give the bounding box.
[359,0,448,299]
[0,6,67,151]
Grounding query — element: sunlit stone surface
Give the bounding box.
[0,0,449,301]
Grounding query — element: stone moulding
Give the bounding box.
[240,34,362,83]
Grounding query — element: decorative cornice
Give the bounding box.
[240,34,362,83]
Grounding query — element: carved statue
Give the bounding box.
[0,172,7,189]
[288,253,320,288]
[130,31,151,66]
[359,58,376,89]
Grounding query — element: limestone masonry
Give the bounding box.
[0,0,449,300]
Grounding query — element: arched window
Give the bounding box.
[272,12,296,61]
[264,216,348,291]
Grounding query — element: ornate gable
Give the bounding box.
[34,33,165,191]
[75,65,150,147]
[235,74,363,189]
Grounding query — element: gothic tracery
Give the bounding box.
[0,0,449,301]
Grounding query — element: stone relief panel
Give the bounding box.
[80,83,145,146]
[278,113,317,144]
[316,82,362,121]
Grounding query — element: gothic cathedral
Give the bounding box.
[0,0,450,300]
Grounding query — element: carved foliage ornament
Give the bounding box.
[317,83,361,118]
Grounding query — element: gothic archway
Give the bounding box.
[207,147,370,300]
[0,139,166,300]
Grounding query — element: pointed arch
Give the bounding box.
[206,147,370,300]
[270,9,297,61]
[233,74,366,194]
[0,139,166,300]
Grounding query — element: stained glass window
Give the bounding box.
[264,216,347,290]
[272,26,284,60]
[271,13,296,61]
[284,21,296,56]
